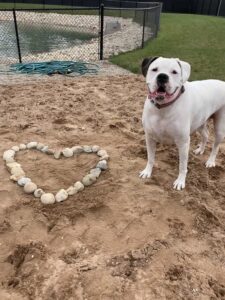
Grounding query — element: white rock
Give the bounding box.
[74,181,84,192]
[11,146,20,152]
[10,165,22,173]
[19,144,27,150]
[62,148,73,158]
[55,189,68,202]
[90,168,101,178]
[10,174,24,181]
[46,149,54,155]
[24,182,37,194]
[99,155,109,161]
[27,142,38,149]
[97,149,108,157]
[82,174,97,186]
[34,188,44,198]
[11,166,25,177]
[41,193,55,204]
[67,186,77,196]
[83,145,92,153]
[5,157,15,163]
[54,150,61,159]
[6,162,21,170]
[92,145,100,153]
[41,146,49,153]
[72,146,83,154]
[3,149,15,161]
[17,177,31,187]
[96,160,108,170]
[97,149,109,160]
[37,143,45,150]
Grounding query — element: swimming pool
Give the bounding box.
[0,20,96,60]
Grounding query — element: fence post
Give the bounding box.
[141,10,146,48]
[13,9,22,63]
[216,0,223,16]
[155,4,162,37]
[99,3,104,60]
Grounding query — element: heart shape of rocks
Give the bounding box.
[3,142,109,205]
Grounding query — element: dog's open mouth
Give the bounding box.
[149,87,178,101]
[155,87,166,101]
[157,86,166,93]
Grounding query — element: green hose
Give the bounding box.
[9,60,99,76]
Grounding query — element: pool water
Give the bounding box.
[0,20,96,59]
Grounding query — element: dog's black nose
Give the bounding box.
[157,73,169,85]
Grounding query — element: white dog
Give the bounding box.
[140,56,225,190]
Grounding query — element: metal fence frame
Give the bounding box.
[0,2,161,64]
[100,2,161,59]
[0,7,101,63]
[0,0,224,16]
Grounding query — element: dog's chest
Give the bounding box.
[143,113,175,144]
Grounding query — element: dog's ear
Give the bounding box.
[177,59,191,83]
[141,56,159,77]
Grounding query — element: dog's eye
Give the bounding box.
[172,70,178,74]
[152,68,158,72]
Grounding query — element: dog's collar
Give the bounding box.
[148,86,185,109]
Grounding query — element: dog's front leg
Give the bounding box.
[173,137,190,190]
[139,133,156,179]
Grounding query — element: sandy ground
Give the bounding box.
[1,73,225,300]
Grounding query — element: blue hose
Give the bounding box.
[9,60,99,76]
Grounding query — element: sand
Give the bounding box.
[0,74,225,299]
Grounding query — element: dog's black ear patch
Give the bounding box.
[141,56,159,77]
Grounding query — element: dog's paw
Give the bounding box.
[173,177,185,191]
[205,159,216,168]
[139,167,152,179]
[193,146,205,155]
